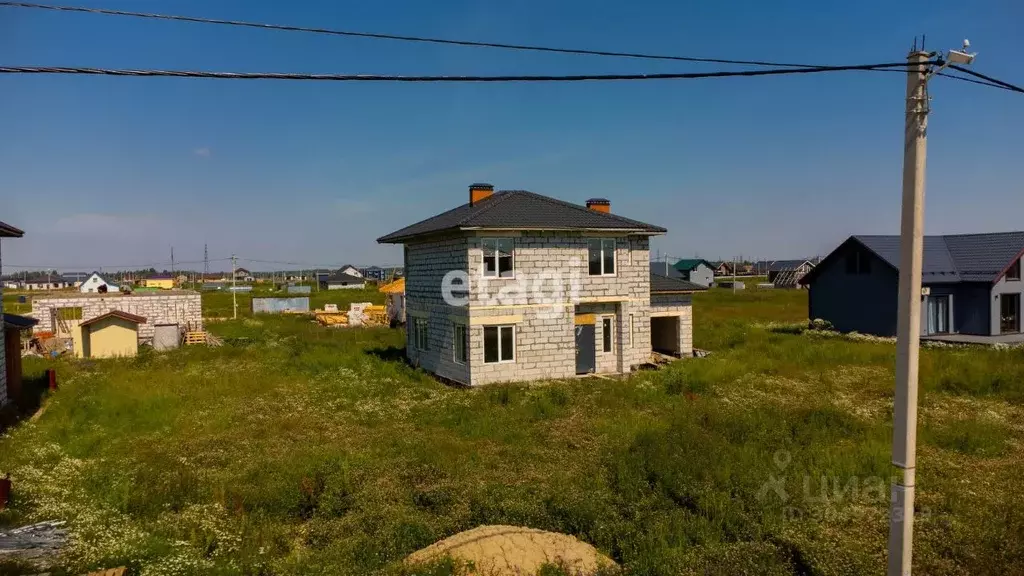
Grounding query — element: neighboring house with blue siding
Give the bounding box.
[801,233,1024,340]
[671,259,715,287]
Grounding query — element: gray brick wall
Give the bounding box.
[30,292,202,341]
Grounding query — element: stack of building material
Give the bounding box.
[312,303,387,327]
[314,310,348,326]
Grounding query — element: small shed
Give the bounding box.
[5,313,39,403]
[74,311,147,359]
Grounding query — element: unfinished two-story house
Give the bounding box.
[377,184,706,386]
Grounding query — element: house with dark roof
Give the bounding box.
[378,183,706,386]
[671,259,715,287]
[320,270,366,290]
[801,233,1024,341]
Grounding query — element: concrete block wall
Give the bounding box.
[469,306,576,386]
[651,294,694,356]
[404,236,471,385]
[465,232,651,385]
[31,292,202,341]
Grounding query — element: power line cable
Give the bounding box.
[2,3,1013,91]
[4,257,233,270]
[0,1,824,68]
[0,62,929,82]
[947,63,1024,93]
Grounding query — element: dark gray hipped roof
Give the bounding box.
[803,232,1024,285]
[0,220,24,238]
[378,190,666,243]
[324,274,364,284]
[649,262,684,278]
[650,272,708,293]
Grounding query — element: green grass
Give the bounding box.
[0,288,1021,575]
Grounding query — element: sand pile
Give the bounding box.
[405,525,616,575]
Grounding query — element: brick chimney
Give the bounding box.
[586,198,610,213]
[469,183,494,205]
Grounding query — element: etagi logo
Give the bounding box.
[441,258,583,319]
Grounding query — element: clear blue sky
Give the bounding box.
[1,0,1022,272]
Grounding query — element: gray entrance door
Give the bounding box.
[575,324,595,374]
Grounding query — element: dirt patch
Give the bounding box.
[405,525,615,575]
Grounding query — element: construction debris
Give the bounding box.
[0,520,67,566]
[25,332,72,358]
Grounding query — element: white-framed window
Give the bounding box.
[483,325,515,363]
[628,314,634,347]
[414,318,429,350]
[453,322,468,364]
[588,238,616,276]
[482,238,515,278]
[602,316,613,353]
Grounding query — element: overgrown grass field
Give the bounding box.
[0,286,1021,575]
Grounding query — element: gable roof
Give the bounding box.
[768,259,812,272]
[673,259,713,272]
[0,220,24,238]
[80,310,147,327]
[61,272,91,282]
[324,273,364,284]
[650,272,708,294]
[802,232,1024,285]
[378,190,666,243]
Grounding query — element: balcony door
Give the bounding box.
[926,295,950,335]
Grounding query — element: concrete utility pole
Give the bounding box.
[887,39,976,574]
[888,49,930,576]
[231,254,238,320]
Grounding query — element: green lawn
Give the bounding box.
[0,287,1021,575]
